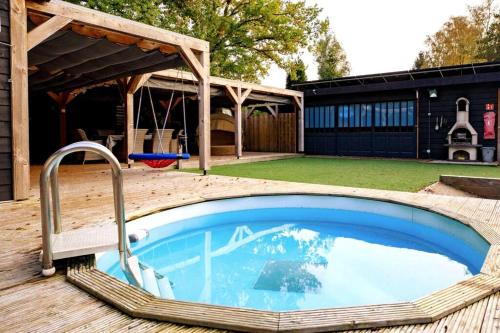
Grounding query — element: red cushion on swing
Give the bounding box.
[143,159,176,168]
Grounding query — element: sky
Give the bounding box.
[261,0,486,87]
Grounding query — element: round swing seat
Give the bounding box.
[129,153,190,169]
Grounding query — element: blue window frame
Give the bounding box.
[360,104,366,127]
[304,108,309,128]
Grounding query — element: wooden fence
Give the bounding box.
[244,112,296,153]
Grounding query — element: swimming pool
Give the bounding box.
[97,195,489,311]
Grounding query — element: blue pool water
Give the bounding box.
[97,195,489,311]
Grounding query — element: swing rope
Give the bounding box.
[128,71,190,168]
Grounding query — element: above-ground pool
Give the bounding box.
[97,195,489,311]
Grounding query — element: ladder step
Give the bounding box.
[141,267,160,297]
[157,275,175,299]
[51,224,118,260]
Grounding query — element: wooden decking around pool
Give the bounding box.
[1,164,500,332]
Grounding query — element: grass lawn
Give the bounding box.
[186,157,500,192]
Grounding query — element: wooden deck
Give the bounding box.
[1,165,500,332]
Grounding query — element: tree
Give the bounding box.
[478,14,500,61]
[286,58,307,88]
[65,0,326,82]
[414,0,498,68]
[413,52,426,70]
[314,30,350,80]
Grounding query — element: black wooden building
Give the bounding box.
[0,0,12,201]
[292,62,500,161]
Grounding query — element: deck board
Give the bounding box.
[0,164,499,332]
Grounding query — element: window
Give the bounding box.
[394,102,400,126]
[349,105,355,127]
[329,106,335,128]
[366,104,372,127]
[387,102,394,126]
[375,103,381,126]
[355,104,361,127]
[400,101,407,126]
[319,106,325,128]
[314,106,320,128]
[306,100,414,130]
[408,101,415,126]
[381,102,387,126]
[360,104,366,127]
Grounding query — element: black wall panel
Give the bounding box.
[0,0,12,201]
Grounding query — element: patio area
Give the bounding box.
[1,165,500,332]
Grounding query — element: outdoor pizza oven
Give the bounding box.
[445,98,481,161]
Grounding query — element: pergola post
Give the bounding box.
[10,0,30,200]
[47,91,80,148]
[293,96,304,153]
[125,92,134,166]
[235,87,243,158]
[198,51,211,172]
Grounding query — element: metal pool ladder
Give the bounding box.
[39,141,141,286]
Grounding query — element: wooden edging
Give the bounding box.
[66,192,500,332]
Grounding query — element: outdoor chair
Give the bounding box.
[132,129,149,154]
[152,129,175,153]
[74,128,105,164]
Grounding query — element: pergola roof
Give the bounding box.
[25,0,209,93]
[28,28,183,92]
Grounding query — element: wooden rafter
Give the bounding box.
[240,88,252,103]
[27,15,73,51]
[178,45,206,80]
[224,85,238,104]
[127,74,152,94]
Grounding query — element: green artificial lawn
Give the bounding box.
[184,157,500,192]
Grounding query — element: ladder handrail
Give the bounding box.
[39,141,140,286]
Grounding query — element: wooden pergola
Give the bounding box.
[149,69,305,158]
[10,0,211,200]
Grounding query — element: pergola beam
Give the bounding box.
[27,15,73,51]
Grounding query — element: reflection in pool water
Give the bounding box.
[97,196,488,311]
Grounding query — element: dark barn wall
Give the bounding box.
[418,83,499,160]
[304,90,417,158]
[0,0,12,201]
[303,82,499,160]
